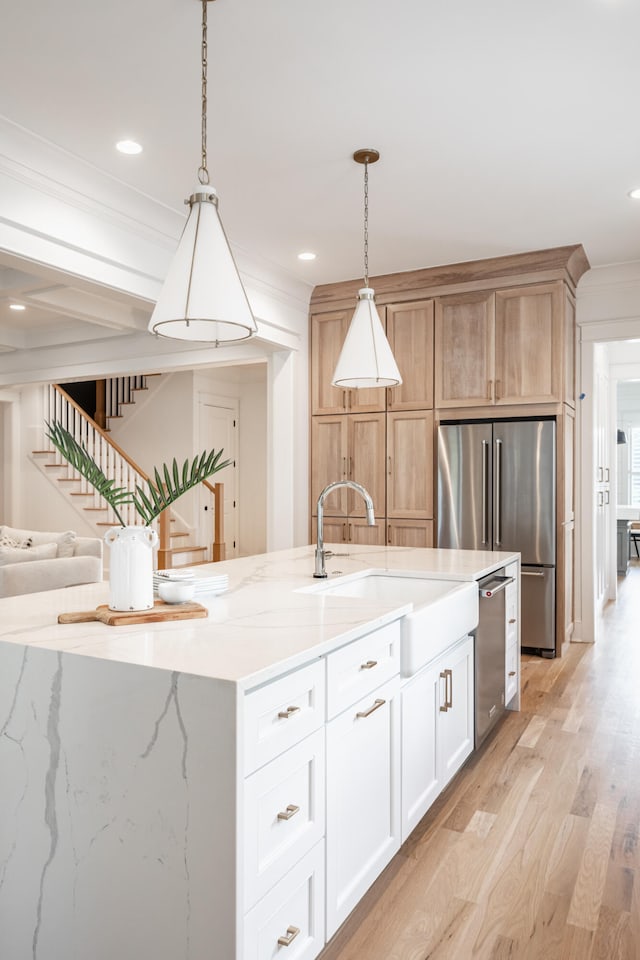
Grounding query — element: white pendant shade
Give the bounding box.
[332,288,402,388]
[148,187,258,343]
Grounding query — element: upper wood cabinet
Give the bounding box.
[434,282,569,408]
[386,301,434,411]
[434,292,495,408]
[311,311,386,415]
[494,283,563,405]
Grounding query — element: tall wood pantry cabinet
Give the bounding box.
[309,245,590,657]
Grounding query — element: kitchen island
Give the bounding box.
[0,543,519,960]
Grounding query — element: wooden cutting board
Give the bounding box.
[58,599,208,626]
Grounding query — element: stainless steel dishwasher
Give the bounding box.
[475,569,514,747]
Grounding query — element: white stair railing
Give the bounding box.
[46,384,155,529]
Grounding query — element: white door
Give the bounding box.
[198,398,238,558]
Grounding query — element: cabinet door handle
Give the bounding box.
[343,390,347,410]
[277,926,300,947]
[277,705,301,720]
[605,490,610,505]
[508,671,517,677]
[277,804,300,821]
[605,467,610,482]
[342,456,347,479]
[347,523,352,542]
[508,618,517,624]
[388,456,392,476]
[597,466,603,482]
[387,524,392,544]
[598,491,604,507]
[348,456,353,478]
[439,671,448,712]
[360,660,378,670]
[440,669,453,710]
[343,523,347,542]
[495,379,501,401]
[356,697,385,719]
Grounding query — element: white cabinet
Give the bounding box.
[504,561,520,707]
[401,635,474,841]
[326,667,401,937]
[243,841,325,960]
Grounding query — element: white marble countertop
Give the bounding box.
[0,544,519,689]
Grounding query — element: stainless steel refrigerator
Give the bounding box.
[437,418,556,655]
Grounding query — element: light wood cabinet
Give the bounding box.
[434,282,567,409]
[386,519,434,548]
[494,283,563,405]
[434,292,495,408]
[387,410,433,520]
[310,413,385,520]
[311,311,385,415]
[386,300,434,411]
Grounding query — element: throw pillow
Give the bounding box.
[0,542,58,566]
[0,534,33,548]
[0,527,76,558]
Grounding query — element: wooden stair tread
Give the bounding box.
[70,492,95,497]
[44,463,66,468]
[83,507,108,512]
[57,478,80,483]
[32,449,55,454]
[168,545,207,555]
[170,531,189,539]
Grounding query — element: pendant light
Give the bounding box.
[148,0,257,344]
[332,149,402,388]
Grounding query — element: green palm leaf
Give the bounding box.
[45,421,133,526]
[133,451,231,525]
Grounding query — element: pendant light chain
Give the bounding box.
[198,0,210,185]
[363,159,369,288]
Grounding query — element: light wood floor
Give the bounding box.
[319,567,640,960]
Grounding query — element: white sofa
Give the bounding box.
[0,526,103,598]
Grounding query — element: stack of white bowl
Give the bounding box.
[154,568,229,603]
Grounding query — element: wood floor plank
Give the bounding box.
[567,801,620,931]
[318,569,640,960]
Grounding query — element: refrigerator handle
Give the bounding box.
[495,438,502,545]
[482,439,489,545]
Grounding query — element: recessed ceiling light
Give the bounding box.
[298,252,317,261]
[629,188,640,200]
[116,139,143,155]
[9,303,25,311]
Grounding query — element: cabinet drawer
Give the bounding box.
[506,642,519,705]
[244,729,325,910]
[243,841,325,960]
[326,620,400,720]
[244,661,325,774]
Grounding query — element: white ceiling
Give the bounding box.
[2,0,640,350]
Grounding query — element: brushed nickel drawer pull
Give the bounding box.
[278,925,300,947]
[277,804,300,821]
[277,705,301,719]
[360,660,378,670]
[439,671,448,712]
[356,697,385,719]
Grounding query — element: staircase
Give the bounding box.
[31,383,225,569]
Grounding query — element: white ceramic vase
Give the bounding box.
[104,525,158,612]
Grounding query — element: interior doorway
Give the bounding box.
[197,396,239,559]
